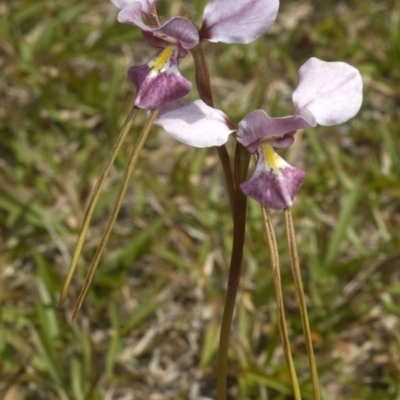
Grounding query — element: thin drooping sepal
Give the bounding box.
[284,208,321,400]
[59,106,139,307]
[262,207,302,400]
[71,110,159,320]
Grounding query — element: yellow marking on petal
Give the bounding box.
[149,46,174,72]
[262,143,282,171]
[262,143,287,175]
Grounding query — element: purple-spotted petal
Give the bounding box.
[155,99,235,147]
[293,57,363,126]
[241,144,305,210]
[128,47,191,110]
[237,109,316,153]
[118,3,199,51]
[200,0,279,44]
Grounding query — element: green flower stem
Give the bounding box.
[190,43,236,214]
[71,110,159,320]
[284,208,321,400]
[262,207,302,400]
[59,105,139,308]
[216,143,249,400]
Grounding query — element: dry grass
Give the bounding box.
[1,0,400,399]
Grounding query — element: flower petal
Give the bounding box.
[155,99,235,147]
[111,0,157,14]
[241,144,305,210]
[200,0,279,44]
[237,109,315,153]
[141,30,166,49]
[128,47,191,110]
[293,57,363,126]
[118,3,199,51]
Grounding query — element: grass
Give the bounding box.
[1,0,400,399]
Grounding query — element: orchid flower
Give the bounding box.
[237,57,363,209]
[155,58,363,207]
[111,0,279,109]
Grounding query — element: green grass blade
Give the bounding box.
[323,180,362,267]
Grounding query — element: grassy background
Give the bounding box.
[1,0,400,399]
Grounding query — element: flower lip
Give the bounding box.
[241,144,305,210]
[128,47,192,110]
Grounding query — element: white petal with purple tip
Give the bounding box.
[293,57,363,126]
[156,100,235,147]
[201,0,279,44]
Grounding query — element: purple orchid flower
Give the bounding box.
[237,57,363,209]
[111,0,279,110]
[154,58,363,205]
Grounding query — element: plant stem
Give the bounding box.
[71,110,159,320]
[262,207,302,400]
[190,43,236,214]
[216,144,249,400]
[59,106,139,307]
[191,43,252,399]
[284,208,321,400]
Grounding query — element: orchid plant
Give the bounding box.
[59,0,363,399]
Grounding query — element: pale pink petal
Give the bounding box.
[155,100,235,147]
[118,4,199,50]
[241,145,305,210]
[293,57,363,126]
[128,48,191,110]
[200,0,279,44]
[237,109,315,152]
[111,0,157,15]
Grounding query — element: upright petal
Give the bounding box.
[111,0,157,15]
[241,144,305,210]
[293,57,363,126]
[200,0,279,44]
[155,99,235,147]
[237,110,315,153]
[128,47,191,110]
[118,3,199,51]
